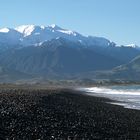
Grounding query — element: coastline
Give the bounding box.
[0,88,140,139]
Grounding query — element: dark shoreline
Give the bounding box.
[0,88,140,139]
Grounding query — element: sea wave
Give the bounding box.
[77,86,140,110]
[83,87,140,95]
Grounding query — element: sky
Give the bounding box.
[0,0,140,45]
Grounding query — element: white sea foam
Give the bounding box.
[78,86,140,110]
[84,87,140,95]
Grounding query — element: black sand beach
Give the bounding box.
[0,88,140,139]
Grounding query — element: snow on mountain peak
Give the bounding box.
[48,24,77,36]
[0,28,10,33]
[58,29,77,36]
[40,25,45,29]
[48,24,60,29]
[125,44,138,48]
[0,24,139,49]
[14,24,79,37]
[50,24,57,28]
[15,25,36,37]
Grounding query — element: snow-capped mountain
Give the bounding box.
[124,44,139,49]
[0,24,115,47]
[0,24,138,49]
[15,24,85,46]
[0,24,140,82]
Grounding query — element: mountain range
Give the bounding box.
[0,24,140,82]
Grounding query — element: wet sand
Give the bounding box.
[0,88,140,139]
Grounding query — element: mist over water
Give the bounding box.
[79,85,140,110]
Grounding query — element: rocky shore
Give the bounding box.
[0,88,140,139]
